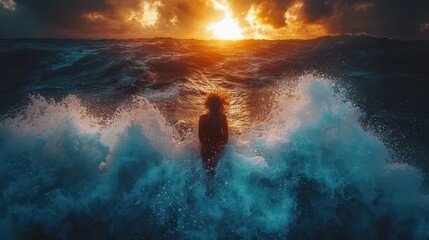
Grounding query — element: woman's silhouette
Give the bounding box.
[198,91,229,176]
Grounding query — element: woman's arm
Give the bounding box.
[222,114,228,145]
[198,115,204,143]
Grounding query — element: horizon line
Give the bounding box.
[0,34,427,42]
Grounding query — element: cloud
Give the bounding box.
[17,0,110,30]
[317,0,429,39]
[0,0,428,39]
[301,0,335,22]
[229,0,296,29]
[155,0,223,37]
[0,0,16,11]
[1,0,222,38]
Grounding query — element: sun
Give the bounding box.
[209,15,243,40]
[207,1,244,40]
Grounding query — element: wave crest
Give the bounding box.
[1,74,428,239]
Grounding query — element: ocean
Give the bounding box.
[0,35,429,239]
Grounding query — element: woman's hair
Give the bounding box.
[204,90,230,114]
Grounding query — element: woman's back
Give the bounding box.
[198,91,229,175]
[198,113,228,145]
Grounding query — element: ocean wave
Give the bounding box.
[1,74,428,239]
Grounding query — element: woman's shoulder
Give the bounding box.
[200,113,226,121]
[199,113,209,120]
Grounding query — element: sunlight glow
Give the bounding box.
[207,1,243,40]
[284,2,302,25]
[126,1,160,27]
[141,1,160,27]
[243,6,270,39]
[282,2,327,39]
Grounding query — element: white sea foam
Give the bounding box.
[0,74,428,239]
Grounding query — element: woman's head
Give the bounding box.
[204,90,229,114]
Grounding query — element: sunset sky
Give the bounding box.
[1,0,428,40]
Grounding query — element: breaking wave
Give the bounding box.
[1,74,428,239]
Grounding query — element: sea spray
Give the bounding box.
[0,74,428,239]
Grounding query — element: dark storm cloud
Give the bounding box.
[17,0,110,29]
[348,0,429,39]
[0,0,221,38]
[229,0,429,39]
[0,0,114,37]
[299,0,429,39]
[301,0,336,22]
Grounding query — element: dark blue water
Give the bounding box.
[0,35,429,239]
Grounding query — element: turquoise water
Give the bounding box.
[1,74,428,239]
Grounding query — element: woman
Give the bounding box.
[198,91,229,175]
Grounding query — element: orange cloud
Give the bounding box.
[82,12,106,21]
[1,0,428,39]
[353,2,374,12]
